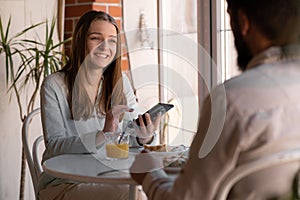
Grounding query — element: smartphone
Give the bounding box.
[135,103,174,126]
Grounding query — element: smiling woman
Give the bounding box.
[61,11,125,121]
[37,10,160,200]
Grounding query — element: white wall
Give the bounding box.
[123,0,159,113]
[0,0,59,199]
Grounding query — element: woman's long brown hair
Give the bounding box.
[61,10,126,120]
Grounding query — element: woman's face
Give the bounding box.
[86,20,118,69]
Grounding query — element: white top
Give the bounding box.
[38,72,147,191]
[142,45,300,200]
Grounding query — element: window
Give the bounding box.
[123,0,239,146]
[219,0,240,81]
[158,0,239,146]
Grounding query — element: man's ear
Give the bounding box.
[237,10,250,36]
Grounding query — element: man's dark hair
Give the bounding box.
[227,0,300,44]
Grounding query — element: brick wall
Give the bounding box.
[64,0,129,71]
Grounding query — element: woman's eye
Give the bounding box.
[108,39,117,44]
[91,37,101,41]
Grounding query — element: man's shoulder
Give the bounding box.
[223,68,261,89]
[220,63,300,112]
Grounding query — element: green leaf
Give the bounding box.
[5,16,11,42]
[11,22,44,41]
[0,15,70,120]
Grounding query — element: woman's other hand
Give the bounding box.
[96,105,133,147]
[103,105,134,133]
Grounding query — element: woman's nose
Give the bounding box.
[98,40,108,50]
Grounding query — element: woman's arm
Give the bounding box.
[40,74,99,162]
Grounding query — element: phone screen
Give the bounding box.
[135,103,174,126]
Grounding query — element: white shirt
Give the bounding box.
[142,45,300,200]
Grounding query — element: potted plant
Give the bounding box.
[0,16,71,199]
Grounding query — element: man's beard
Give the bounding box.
[233,28,253,71]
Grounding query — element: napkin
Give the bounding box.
[163,145,189,168]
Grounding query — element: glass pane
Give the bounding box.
[220,1,240,81]
[161,0,197,34]
[159,0,198,146]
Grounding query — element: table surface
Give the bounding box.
[42,147,181,184]
[42,150,141,185]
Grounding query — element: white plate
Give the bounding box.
[129,145,188,158]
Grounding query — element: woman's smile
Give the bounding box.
[94,52,110,59]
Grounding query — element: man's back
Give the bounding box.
[223,45,300,199]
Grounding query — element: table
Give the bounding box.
[42,150,139,200]
[42,147,182,200]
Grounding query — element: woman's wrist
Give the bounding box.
[136,132,155,145]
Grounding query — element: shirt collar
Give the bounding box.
[246,44,300,70]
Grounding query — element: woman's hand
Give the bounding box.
[96,105,133,147]
[135,113,161,144]
[103,105,134,133]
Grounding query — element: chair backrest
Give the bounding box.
[215,148,300,200]
[22,108,43,196]
[32,135,44,176]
